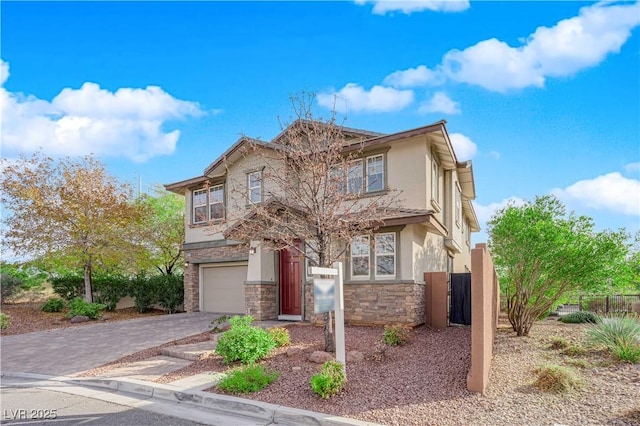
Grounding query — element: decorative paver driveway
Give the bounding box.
[0,312,219,376]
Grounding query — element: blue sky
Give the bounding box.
[2,0,639,243]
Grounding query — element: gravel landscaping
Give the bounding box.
[7,303,640,425]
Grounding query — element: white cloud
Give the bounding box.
[449,132,476,161]
[383,65,444,88]
[441,1,640,92]
[488,151,501,160]
[418,91,461,115]
[357,0,470,15]
[0,59,9,87]
[552,172,640,216]
[0,62,203,162]
[317,83,414,113]
[474,197,526,226]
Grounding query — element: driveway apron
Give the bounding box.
[0,312,219,376]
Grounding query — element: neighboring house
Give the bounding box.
[165,119,479,325]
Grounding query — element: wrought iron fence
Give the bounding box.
[500,294,640,315]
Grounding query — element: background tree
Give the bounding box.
[135,186,185,275]
[1,152,144,302]
[488,195,632,336]
[223,94,401,351]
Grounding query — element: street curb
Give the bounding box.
[1,372,380,426]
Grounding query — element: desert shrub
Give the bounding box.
[41,297,65,313]
[533,365,583,393]
[1,273,24,302]
[310,360,346,399]
[0,312,10,329]
[562,345,588,357]
[152,274,184,314]
[382,324,411,346]
[268,327,290,347]
[559,311,600,324]
[218,364,279,394]
[50,274,85,301]
[215,315,276,364]
[128,273,159,313]
[588,316,640,363]
[93,274,130,311]
[66,297,105,320]
[549,336,569,350]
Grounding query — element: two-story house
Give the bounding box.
[165,119,479,325]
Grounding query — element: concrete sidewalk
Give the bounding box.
[2,372,378,426]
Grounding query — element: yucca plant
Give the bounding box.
[587,315,640,363]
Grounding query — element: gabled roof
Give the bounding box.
[271,119,385,145]
[203,136,273,178]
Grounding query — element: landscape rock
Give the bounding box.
[308,351,334,364]
[347,350,364,362]
[70,315,90,323]
[286,347,302,357]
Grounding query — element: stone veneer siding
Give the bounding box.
[304,281,426,326]
[245,283,277,320]
[182,241,248,312]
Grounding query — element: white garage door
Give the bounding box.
[201,263,247,314]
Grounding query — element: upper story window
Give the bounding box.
[334,153,386,196]
[347,159,363,195]
[247,171,262,204]
[431,153,440,205]
[193,184,225,224]
[455,185,462,226]
[367,154,384,192]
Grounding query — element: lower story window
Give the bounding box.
[350,232,396,279]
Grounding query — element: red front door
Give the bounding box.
[279,242,302,316]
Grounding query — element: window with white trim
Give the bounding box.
[347,160,363,195]
[350,235,370,278]
[375,233,396,277]
[209,185,225,220]
[248,171,262,204]
[367,154,384,192]
[431,155,440,204]
[193,189,208,223]
[192,184,225,223]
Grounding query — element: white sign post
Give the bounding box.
[310,263,346,376]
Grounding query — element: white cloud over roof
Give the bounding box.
[318,83,414,114]
[0,59,203,162]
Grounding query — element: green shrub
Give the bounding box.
[215,316,276,364]
[559,311,600,324]
[588,316,640,363]
[50,274,85,301]
[533,365,583,393]
[1,263,47,291]
[152,274,184,314]
[66,297,105,320]
[41,297,65,313]
[1,273,24,302]
[0,312,10,330]
[382,324,411,346]
[93,274,130,311]
[268,327,290,347]
[218,364,279,394]
[310,360,346,399]
[129,273,159,313]
[562,345,588,357]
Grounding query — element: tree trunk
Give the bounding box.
[323,312,335,352]
[84,261,93,303]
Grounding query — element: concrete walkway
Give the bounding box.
[0,312,220,376]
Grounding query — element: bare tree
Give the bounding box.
[218,94,401,351]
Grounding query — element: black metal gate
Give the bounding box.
[449,273,471,325]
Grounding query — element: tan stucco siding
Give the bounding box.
[408,224,447,281]
[386,136,428,210]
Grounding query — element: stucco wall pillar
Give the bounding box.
[424,271,448,329]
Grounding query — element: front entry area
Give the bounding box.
[279,242,302,320]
